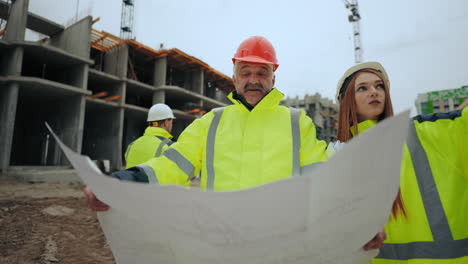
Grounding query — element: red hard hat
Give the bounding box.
[232,36,279,71]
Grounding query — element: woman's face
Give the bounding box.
[354,72,386,122]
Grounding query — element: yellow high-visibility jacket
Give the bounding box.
[134,88,328,189]
[124,126,173,169]
[353,108,468,264]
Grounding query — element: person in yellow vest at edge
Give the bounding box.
[124,103,175,169]
[334,61,468,263]
[84,36,387,250]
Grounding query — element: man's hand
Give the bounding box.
[362,229,386,251]
[84,186,110,211]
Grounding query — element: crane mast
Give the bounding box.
[343,0,362,63]
[120,0,135,39]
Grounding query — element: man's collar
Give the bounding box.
[144,126,173,139]
[231,91,254,111]
[227,88,284,110]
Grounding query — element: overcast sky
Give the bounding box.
[29,0,468,114]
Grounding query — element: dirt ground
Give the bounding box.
[0,179,115,264]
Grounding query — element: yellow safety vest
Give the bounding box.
[124,126,173,169]
[353,108,468,263]
[138,88,328,190]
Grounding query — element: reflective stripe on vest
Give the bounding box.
[136,164,158,184]
[162,148,194,180]
[377,121,468,260]
[289,108,301,177]
[155,138,173,157]
[205,107,302,191]
[206,107,225,191]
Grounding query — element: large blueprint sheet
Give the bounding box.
[47,110,409,264]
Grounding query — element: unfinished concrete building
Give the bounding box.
[0,0,234,180]
[282,94,338,143]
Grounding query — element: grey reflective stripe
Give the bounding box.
[155,138,172,157]
[163,148,194,179]
[378,238,468,260]
[290,108,301,176]
[377,121,462,260]
[136,164,158,184]
[301,162,323,175]
[407,120,453,241]
[206,107,225,191]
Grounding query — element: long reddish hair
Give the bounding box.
[337,69,406,219]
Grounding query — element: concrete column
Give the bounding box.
[0,47,24,76]
[183,71,191,90]
[0,83,19,172]
[47,17,90,165]
[192,70,204,94]
[108,81,126,170]
[215,89,228,103]
[153,57,167,87]
[0,45,23,173]
[192,70,204,107]
[49,16,92,58]
[65,64,88,89]
[113,108,125,170]
[117,82,126,104]
[4,0,28,41]
[152,57,167,105]
[104,44,129,78]
[74,97,86,155]
[152,90,165,104]
[50,96,86,165]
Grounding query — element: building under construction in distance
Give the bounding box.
[0,0,234,180]
[282,94,338,143]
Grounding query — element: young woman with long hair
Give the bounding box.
[335,62,404,218]
[335,61,468,263]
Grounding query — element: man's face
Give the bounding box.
[232,61,275,106]
[165,119,173,133]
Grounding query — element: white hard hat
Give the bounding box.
[335,61,390,102]
[147,103,176,121]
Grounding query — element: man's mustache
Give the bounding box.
[244,83,263,92]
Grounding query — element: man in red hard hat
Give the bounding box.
[231,36,279,109]
[85,36,385,250]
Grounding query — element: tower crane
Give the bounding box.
[343,0,362,63]
[120,0,135,39]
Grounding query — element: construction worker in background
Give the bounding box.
[124,103,175,169]
[335,61,468,263]
[85,36,385,250]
